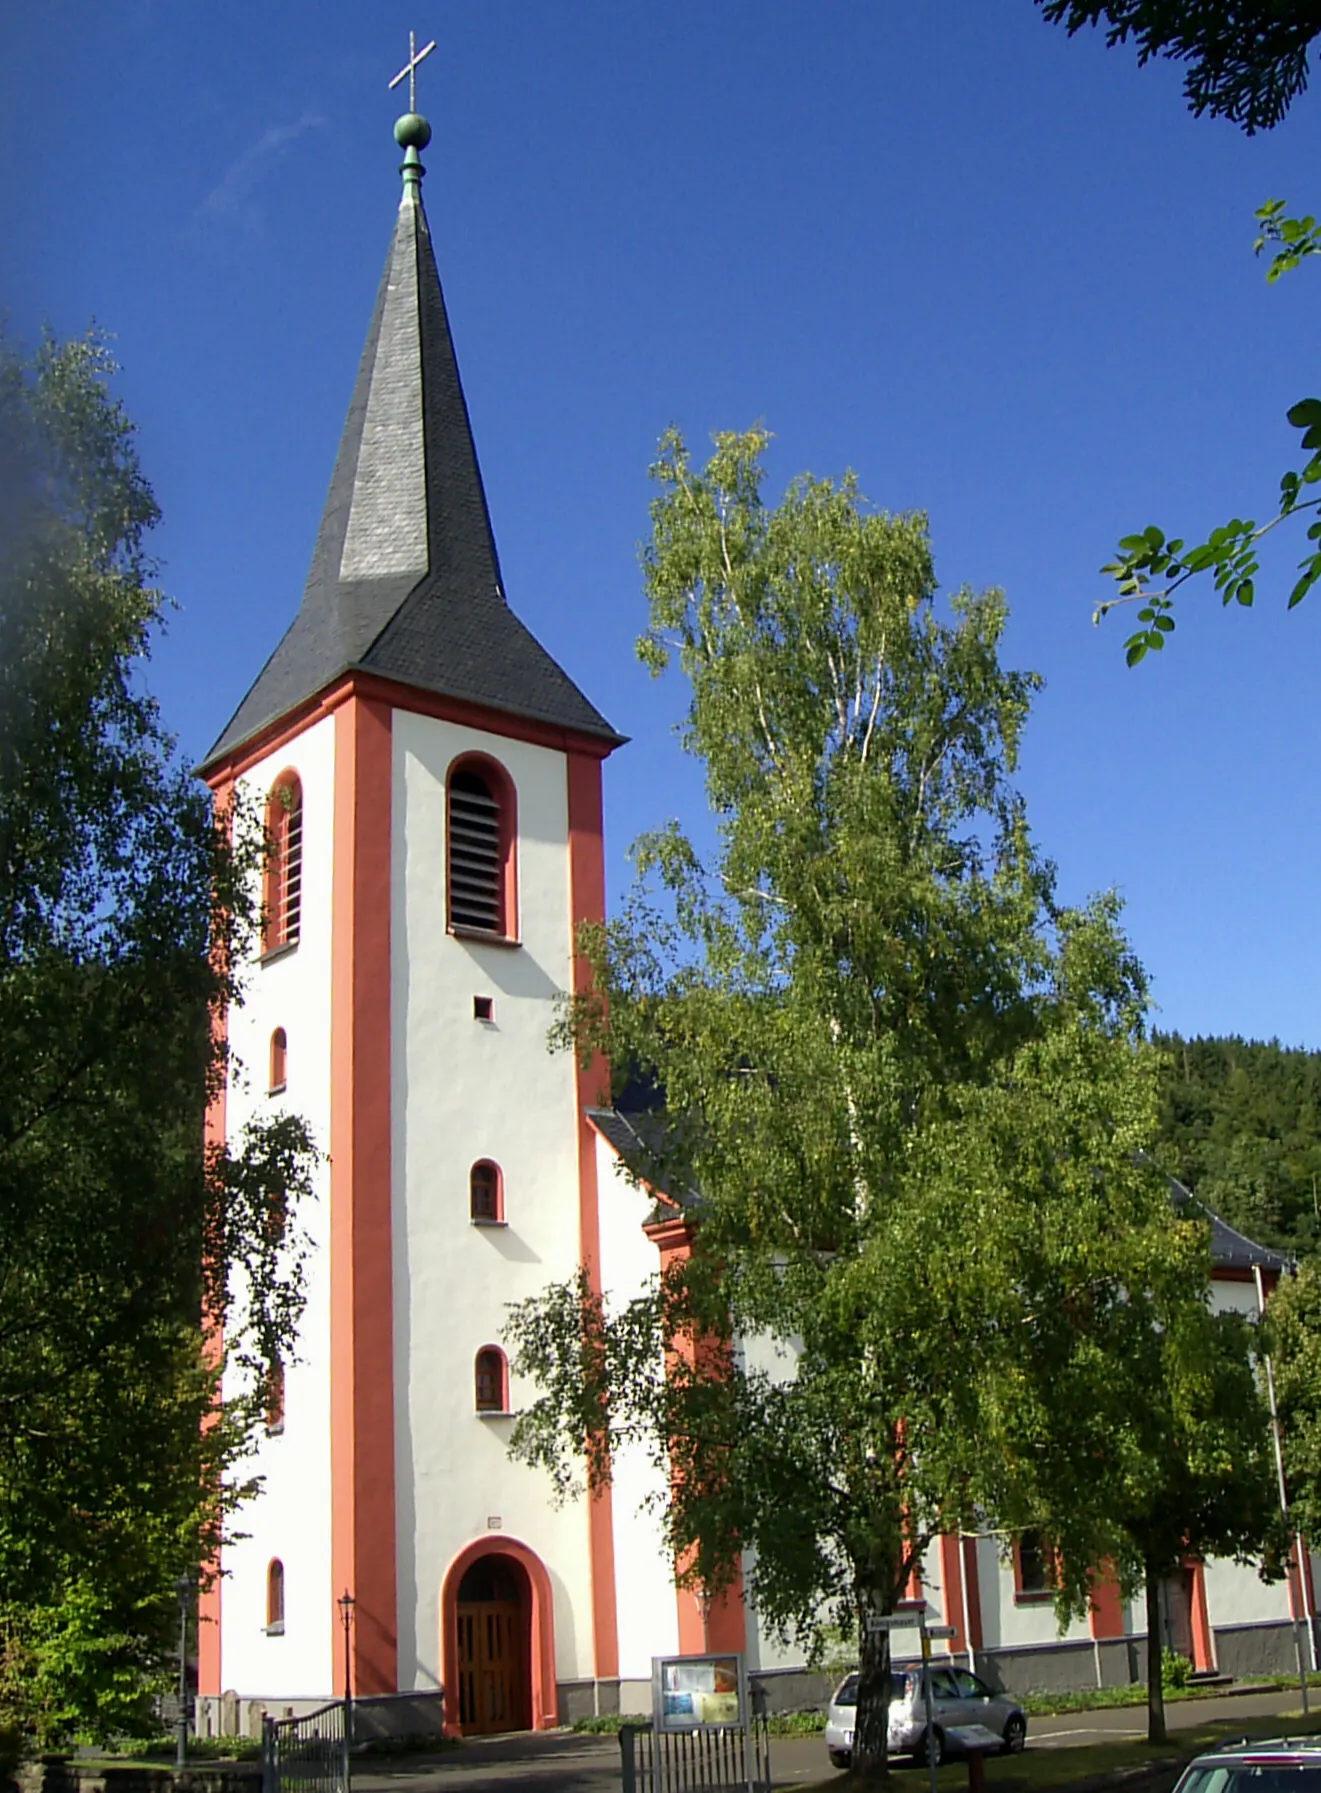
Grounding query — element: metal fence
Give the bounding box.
[261,1699,350,1793]
[619,1717,772,1793]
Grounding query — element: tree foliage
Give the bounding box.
[1266,1259,1321,1542]
[506,428,1214,1771]
[1037,2,1321,132]
[1154,1033,1321,1258]
[1097,1296,1282,1741]
[0,332,316,1749]
[1038,5,1321,657]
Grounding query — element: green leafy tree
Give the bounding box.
[1037,2,1321,132]
[1092,1296,1283,1742]
[1038,5,1321,659]
[506,428,1207,1774]
[1154,1034,1321,1258]
[0,332,316,1750]
[1265,1260,1321,1541]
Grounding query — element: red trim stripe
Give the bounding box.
[330,695,398,1693]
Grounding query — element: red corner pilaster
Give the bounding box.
[1184,1558,1216,1672]
[644,1212,747,1656]
[939,1534,983,1655]
[330,693,398,1694]
[566,749,620,1680]
[1088,1560,1125,1641]
[197,773,233,1697]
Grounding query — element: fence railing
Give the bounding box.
[261,1699,350,1793]
[619,1716,771,1793]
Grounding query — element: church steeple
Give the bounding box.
[203,105,621,769]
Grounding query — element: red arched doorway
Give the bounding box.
[441,1538,557,1734]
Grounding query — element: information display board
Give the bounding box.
[651,1652,748,1731]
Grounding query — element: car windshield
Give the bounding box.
[1181,1767,1321,1793]
[833,1672,911,1708]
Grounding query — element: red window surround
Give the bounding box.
[269,1027,288,1093]
[1013,1531,1055,1603]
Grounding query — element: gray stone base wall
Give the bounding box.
[193,1689,446,1743]
[18,1765,261,1793]
[1213,1620,1305,1681]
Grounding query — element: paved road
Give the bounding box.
[351,1685,1318,1793]
[1024,1686,1312,1752]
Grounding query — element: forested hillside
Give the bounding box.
[1155,1035,1321,1260]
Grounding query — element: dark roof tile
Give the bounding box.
[202,172,619,771]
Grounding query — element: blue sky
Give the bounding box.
[3,2,1319,1046]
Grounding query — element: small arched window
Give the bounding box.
[475,1347,508,1414]
[263,772,303,955]
[269,1028,288,1093]
[265,1189,287,1245]
[447,758,516,939]
[265,1358,285,1435]
[266,1558,285,1632]
[470,1161,503,1224]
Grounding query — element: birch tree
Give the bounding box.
[507,429,1205,1773]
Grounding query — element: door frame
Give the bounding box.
[441,1538,557,1734]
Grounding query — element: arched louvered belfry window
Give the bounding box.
[475,1347,509,1414]
[447,757,516,939]
[266,1558,285,1632]
[263,772,303,954]
[470,1160,503,1223]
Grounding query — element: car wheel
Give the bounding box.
[1002,1715,1026,1755]
[828,1751,851,1771]
[916,1727,945,1768]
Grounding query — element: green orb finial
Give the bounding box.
[394,112,432,150]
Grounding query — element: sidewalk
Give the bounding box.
[349,1683,1321,1793]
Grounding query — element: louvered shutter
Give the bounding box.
[449,769,503,932]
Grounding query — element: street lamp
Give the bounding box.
[174,1574,193,1769]
[337,1590,355,1737]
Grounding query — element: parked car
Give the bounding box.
[1172,1737,1321,1791]
[824,1666,1027,1768]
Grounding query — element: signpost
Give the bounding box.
[860,1614,954,1793]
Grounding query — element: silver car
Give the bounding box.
[1172,1737,1321,1791]
[824,1666,1027,1768]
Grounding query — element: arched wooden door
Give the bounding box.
[455,1555,532,1733]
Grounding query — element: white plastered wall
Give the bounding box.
[973,1541,1091,1653]
[391,711,598,1693]
[595,1134,680,1686]
[1201,1271,1295,1633]
[220,716,337,1698]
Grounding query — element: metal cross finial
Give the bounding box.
[389,30,436,114]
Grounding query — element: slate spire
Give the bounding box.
[203,111,620,768]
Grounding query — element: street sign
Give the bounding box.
[865,1614,919,1633]
[924,1625,956,1640]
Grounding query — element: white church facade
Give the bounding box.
[195,109,1315,1737]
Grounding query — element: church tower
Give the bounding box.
[198,101,625,1726]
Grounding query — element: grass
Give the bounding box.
[797,1709,1321,1793]
[90,1736,262,1762]
[572,1711,827,1737]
